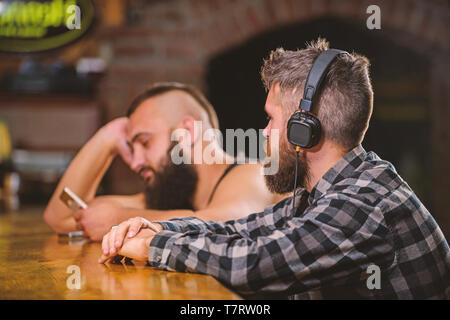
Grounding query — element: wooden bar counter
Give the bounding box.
[0,206,242,300]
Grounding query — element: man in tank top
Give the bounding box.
[44,82,285,241]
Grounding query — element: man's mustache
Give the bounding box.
[138,167,156,181]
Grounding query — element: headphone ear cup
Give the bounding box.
[287,112,322,148]
[308,114,322,147]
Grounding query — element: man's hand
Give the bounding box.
[74,198,125,241]
[99,117,133,166]
[98,217,162,263]
[100,231,153,263]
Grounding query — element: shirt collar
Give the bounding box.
[308,144,367,201]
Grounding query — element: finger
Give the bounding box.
[118,140,133,165]
[98,253,111,264]
[108,227,118,255]
[147,222,161,233]
[113,223,130,248]
[98,254,107,264]
[75,221,83,231]
[102,232,110,256]
[140,218,160,233]
[127,217,143,238]
[99,253,122,265]
[73,209,83,221]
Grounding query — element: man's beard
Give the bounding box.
[264,137,310,194]
[143,156,198,211]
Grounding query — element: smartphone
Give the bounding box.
[58,231,85,240]
[58,187,88,239]
[59,187,88,211]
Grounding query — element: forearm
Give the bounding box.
[43,129,116,233]
[104,206,239,236]
[115,207,202,228]
[94,193,146,210]
[148,229,288,297]
[151,195,296,237]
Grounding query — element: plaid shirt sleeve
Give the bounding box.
[148,192,394,297]
[154,195,296,237]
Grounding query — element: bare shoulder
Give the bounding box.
[206,163,290,219]
[222,162,265,186]
[211,163,276,206]
[229,162,262,177]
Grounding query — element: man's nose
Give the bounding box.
[130,149,145,172]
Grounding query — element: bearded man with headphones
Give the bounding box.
[99,38,449,300]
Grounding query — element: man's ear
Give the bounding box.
[178,116,201,146]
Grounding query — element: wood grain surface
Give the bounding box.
[0,206,241,300]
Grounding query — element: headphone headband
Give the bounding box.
[299,49,349,113]
[287,48,349,149]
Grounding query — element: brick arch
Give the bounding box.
[101,0,448,118]
[193,0,449,60]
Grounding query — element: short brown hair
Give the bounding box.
[261,38,373,151]
[127,82,220,129]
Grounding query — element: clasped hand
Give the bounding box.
[98,217,162,264]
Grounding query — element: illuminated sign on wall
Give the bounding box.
[0,0,94,53]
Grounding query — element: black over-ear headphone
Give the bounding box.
[287,49,349,149]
